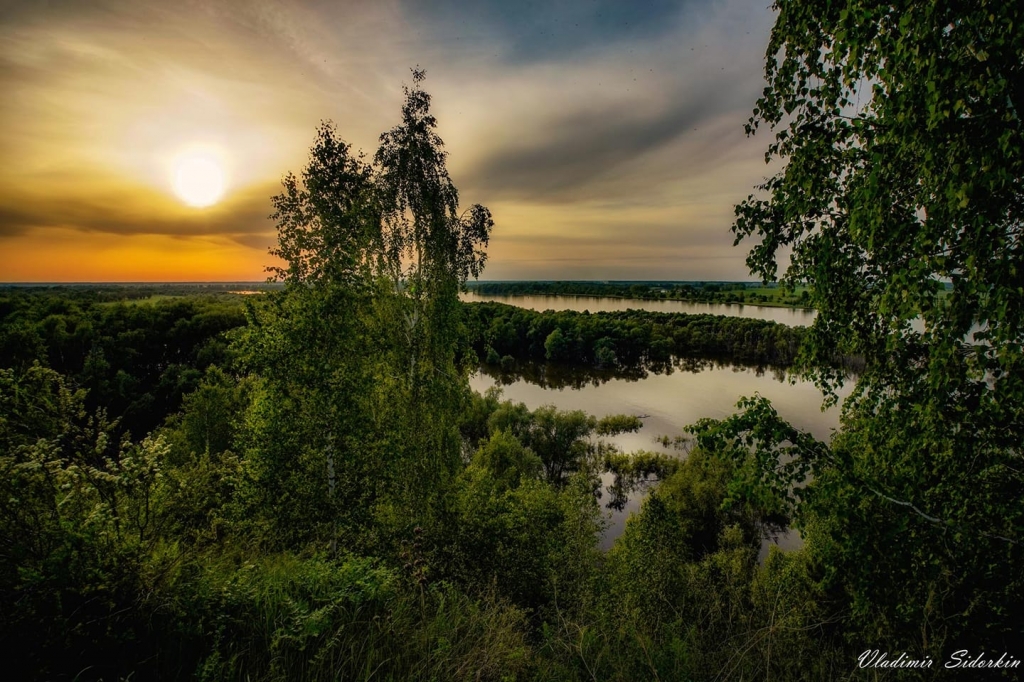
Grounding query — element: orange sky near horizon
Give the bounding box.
[0,0,778,282]
[0,228,280,282]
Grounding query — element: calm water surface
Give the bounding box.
[470,361,852,549]
[461,292,817,326]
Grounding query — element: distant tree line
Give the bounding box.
[463,301,808,370]
[477,357,790,392]
[467,280,812,307]
[0,289,814,441]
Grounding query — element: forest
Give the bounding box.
[464,301,808,370]
[3,1,1024,678]
[467,280,813,308]
[0,288,807,423]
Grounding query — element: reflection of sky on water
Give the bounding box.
[470,361,853,549]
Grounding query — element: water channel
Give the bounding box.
[462,293,849,551]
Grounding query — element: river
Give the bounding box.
[462,293,847,549]
[461,291,818,326]
[468,358,851,550]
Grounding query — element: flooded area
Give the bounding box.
[470,360,852,549]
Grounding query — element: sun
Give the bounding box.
[172,151,226,207]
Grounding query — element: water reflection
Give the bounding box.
[461,292,818,326]
[478,357,789,391]
[469,360,852,549]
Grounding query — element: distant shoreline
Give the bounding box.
[464,281,817,311]
[465,290,814,311]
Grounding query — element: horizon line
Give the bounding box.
[1,279,770,286]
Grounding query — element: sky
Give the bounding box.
[0,0,779,282]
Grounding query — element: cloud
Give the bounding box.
[0,183,278,245]
[425,0,776,210]
[0,208,32,238]
[0,0,779,280]
[459,81,757,204]
[402,0,689,64]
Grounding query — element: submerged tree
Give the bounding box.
[722,0,1023,656]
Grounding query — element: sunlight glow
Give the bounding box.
[172,151,226,207]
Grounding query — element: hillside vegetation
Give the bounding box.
[3,13,1023,675]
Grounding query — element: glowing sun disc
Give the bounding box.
[172,154,225,207]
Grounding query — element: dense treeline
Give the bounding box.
[0,288,812,417]
[1,282,277,305]
[0,288,245,436]
[475,356,788,391]
[468,279,812,307]
[464,300,807,370]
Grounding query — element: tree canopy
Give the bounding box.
[736,0,1022,393]
[722,0,1024,657]
[235,69,495,545]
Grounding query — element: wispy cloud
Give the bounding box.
[0,0,776,280]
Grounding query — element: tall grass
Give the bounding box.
[152,552,533,682]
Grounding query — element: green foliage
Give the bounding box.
[167,365,247,460]
[544,327,570,361]
[736,0,1024,402]
[724,0,1024,661]
[429,427,607,620]
[528,406,597,488]
[463,390,647,497]
[231,291,380,550]
[485,345,502,364]
[236,70,494,549]
[268,123,377,287]
[689,396,821,525]
[375,69,493,292]
[471,430,543,488]
[476,400,649,491]
[592,336,617,368]
[594,413,642,436]
[0,366,174,678]
[535,448,843,682]
[457,385,503,450]
[164,553,533,682]
[439,464,565,612]
[464,301,810,370]
[602,449,679,511]
[0,361,538,681]
[0,288,246,436]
